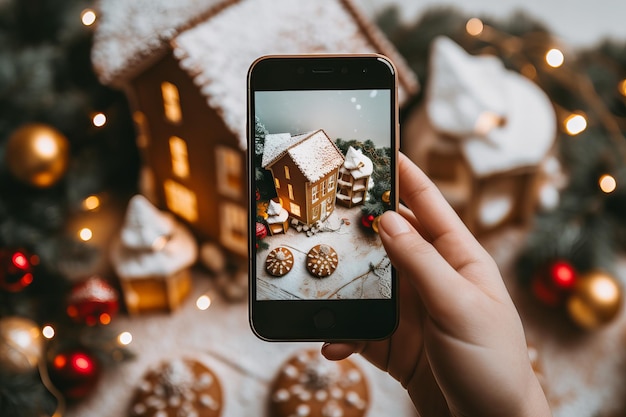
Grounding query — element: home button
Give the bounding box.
[313,309,335,329]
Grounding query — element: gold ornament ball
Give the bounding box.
[371,215,382,233]
[5,123,70,187]
[567,270,622,329]
[382,190,391,204]
[0,316,44,374]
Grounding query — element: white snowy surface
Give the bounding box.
[65,273,415,417]
[256,205,390,300]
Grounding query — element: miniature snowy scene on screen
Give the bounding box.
[253,89,393,300]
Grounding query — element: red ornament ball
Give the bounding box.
[49,348,100,401]
[361,213,375,229]
[66,276,119,326]
[0,248,39,292]
[531,260,577,307]
[256,222,268,240]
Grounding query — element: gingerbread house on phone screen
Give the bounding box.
[91,0,418,259]
[262,130,345,227]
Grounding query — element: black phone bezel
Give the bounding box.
[247,55,399,342]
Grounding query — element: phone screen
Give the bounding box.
[253,88,393,300]
[248,55,398,340]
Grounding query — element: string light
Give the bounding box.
[81,9,97,26]
[564,113,587,135]
[92,112,107,127]
[545,48,564,68]
[79,227,93,241]
[466,18,484,36]
[599,174,617,193]
[196,294,212,310]
[82,195,101,211]
[118,331,133,346]
[42,325,55,339]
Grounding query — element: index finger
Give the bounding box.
[396,153,492,272]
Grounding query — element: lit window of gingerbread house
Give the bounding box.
[262,130,345,227]
[337,146,374,208]
[92,0,418,258]
[402,37,556,235]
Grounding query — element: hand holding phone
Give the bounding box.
[247,55,399,341]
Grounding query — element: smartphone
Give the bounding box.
[247,54,398,341]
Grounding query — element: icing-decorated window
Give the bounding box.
[321,180,327,196]
[311,185,319,202]
[220,202,247,256]
[216,146,242,198]
[327,173,335,191]
[163,179,197,223]
[161,81,182,124]
[290,202,301,217]
[169,136,189,178]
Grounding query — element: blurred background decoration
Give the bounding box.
[1,0,626,416]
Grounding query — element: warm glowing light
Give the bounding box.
[196,294,212,310]
[619,79,626,97]
[42,325,55,339]
[82,195,101,211]
[118,331,133,345]
[99,313,112,325]
[599,174,617,193]
[79,228,93,241]
[53,354,67,369]
[564,113,587,135]
[92,112,107,127]
[81,9,97,26]
[546,48,565,68]
[466,18,484,36]
[34,135,58,158]
[592,277,619,302]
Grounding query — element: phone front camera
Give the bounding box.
[362,67,368,74]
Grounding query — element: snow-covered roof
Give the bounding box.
[92,0,419,151]
[261,133,301,169]
[426,37,556,177]
[263,130,345,184]
[341,146,373,179]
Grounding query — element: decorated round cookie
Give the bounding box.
[265,247,294,277]
[306,244,338,278]
[129,358,222,417]
[270,349,369,417]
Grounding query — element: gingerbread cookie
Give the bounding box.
[129,358,222,417]
[306,244,338,278]
[265,247,294,277]
[270,349,369,417]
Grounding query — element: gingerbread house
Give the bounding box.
[402,37,557,234]
[336,146,374,208]
[262,130,345,227]
[91,0,418,259]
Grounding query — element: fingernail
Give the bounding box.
[380,211,411,236]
